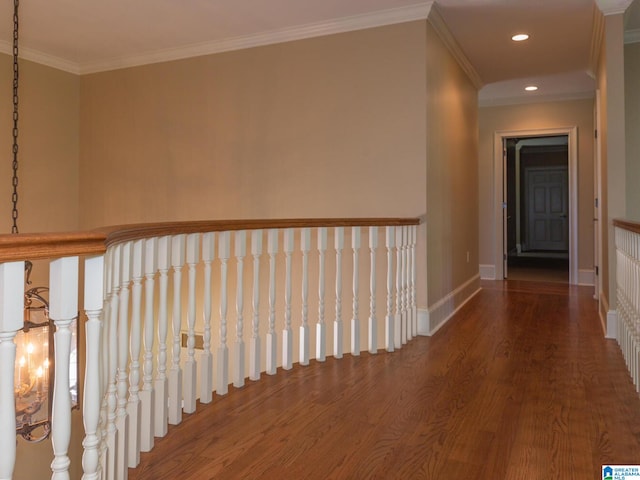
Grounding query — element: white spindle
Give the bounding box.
[105,246,120,480]
[334,227,344,359]
[351,227,361,356]
[385,227,395,352]
[411,226,417,338]
[168,234,185,425]
[395,227,403,349]
[154,236,171,438]
[266,229,278,375]
[368,227,378,354]
[249,230,262,381]
[217,231,231,394]
[316,228,327,361]
[82,255,104,480]
[184,234,200,413]
[283,228,294,370]
[0,261,25,480]
[300,228,311,366]
[116,243,131,479]
[99,249,112,479]
[128,240,144,468]
[234,230,247,387]
[49,256,79,480]
[200,233,215,403]
[140,238,156,452]
[402,226,410,342]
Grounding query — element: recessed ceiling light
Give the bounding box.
[525,85,538,91]
[512,34,529,42]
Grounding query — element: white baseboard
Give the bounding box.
[425,274,481,336]
[578,269,595,286]
[417,308,429,336]
[606,309,618,340]
[479,264,496,280]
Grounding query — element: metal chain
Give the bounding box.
[11,0,20,234]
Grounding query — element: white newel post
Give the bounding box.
[299,228,311,366]
[82,255,104,480]
[184,234,200,413]
[334,227,344,359]
[368,227,378,354]
[169,235,185,425]
[49,256,79,480]
[249,230,262,381]
[316,228,327,362]
[116,243,131,479]
[200,233,215,403]
[140,238,157,452]
[128,240,144,468]
[0,261,25,480]
[282,229,294,370]
[234,231,246,388]
[266,230,278,375]
[351,227,361,356]
[217,231,231,394]
[154,236,171,438]
[385,227,395,352]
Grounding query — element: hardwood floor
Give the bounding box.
[129,280,640,479]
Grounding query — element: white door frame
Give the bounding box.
[493,126,578,284]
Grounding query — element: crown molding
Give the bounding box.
[80,2,433,74]
[595,0,634,16]
[427,3,483,89]
[0,41,81,74]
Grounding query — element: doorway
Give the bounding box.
[505,136,569,283]
[493,127,578,284]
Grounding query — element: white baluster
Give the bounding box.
[184,234,200,413]
[411,225,418,338]
[100,249,112,479]
[105,246,120,480]
[127,240,143,468]
[316,228,327,361]
[395,227,403,349]
[368,227,378,354]
[82,255,104,480]
[168,234,185,425]
[116,243,131,479]
[334,227,344,359]
[402,226,409,343]
[217,231,231,395]
[351,227,361,356]
[266,229,278,375]
[234,230,247,388]
[140,238,156,452]
[154,236,171,438]
[0,261,25,480]
[200,233,215,403]
[283,228,294,370]
[249,230,262,381]
[300,228,311,366]
[49,257,79,480]
[385,227,395,352]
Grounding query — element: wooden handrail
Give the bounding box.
[613,219,640,235]
[0,217,420,262]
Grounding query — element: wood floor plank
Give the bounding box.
[129,280,640,479]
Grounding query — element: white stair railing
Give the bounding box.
[0,218,419,479]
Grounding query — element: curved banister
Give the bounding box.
[613,218,640,235]
[0,218,420,262]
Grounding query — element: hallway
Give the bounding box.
[129,280,640,479]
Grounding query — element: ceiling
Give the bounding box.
[0,0,637,104]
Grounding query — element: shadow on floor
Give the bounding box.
[506,256,569,283]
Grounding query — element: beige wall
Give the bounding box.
[478,99,595,277]
[425,22,479,307]
[0,57,79,234]
[625,41,640,222]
